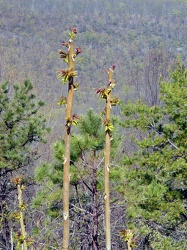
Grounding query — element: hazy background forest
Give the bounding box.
[0,0,187,249]
[1,0,187,141]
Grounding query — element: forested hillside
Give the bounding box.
[0,0,187,249]
[1,0,187,115]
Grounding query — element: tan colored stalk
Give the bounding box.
[104,68,113,250]
[92,150,99,250]
[62,39,74,250]
[17,184,27,250]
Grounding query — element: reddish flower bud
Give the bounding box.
[75,47,82,55]
[105,68,109,74]
[62,41,69,48]
[95,88,105,94]
[72,114,80,120]
[70,27,77,34]
[58,50,68,58]
[57,69,68,77]
[111,64,116,71]
[12,176,22,185]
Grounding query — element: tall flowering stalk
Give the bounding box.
[57,28,81,250]
[12,176,27,250]
[96,65,118,250]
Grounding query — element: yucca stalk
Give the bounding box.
[96,65,117,250]
[17,184,27,250]
[104,68,113,250]
[92,150,99,250]
[62,38,74,250]
[58,28,81,250]
[12,176,27,250]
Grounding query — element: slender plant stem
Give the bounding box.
[17,184,27,250]
[92,150,99,250]
[62,39,74,250]
[104,68,113,250]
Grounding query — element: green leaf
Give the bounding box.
[57,96,67,106]
[105,122,114,132]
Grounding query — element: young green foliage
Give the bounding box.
[0,80,49,249]
[119,62,187,249]
[0,80,47,170]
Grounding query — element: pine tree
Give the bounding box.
[119,62,187,249]
[0,80,49,249]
